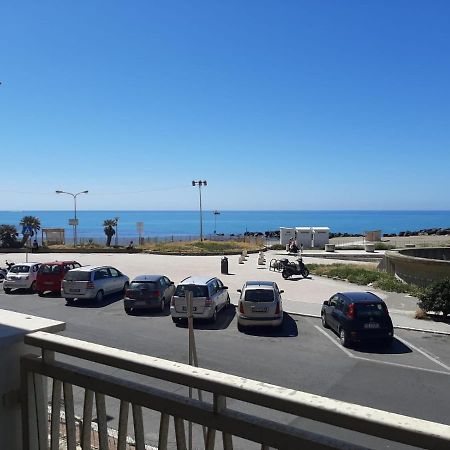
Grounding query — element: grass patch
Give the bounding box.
[142,240,261,254]
[309,263,424,296]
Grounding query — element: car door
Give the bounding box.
[326,295,339,331]
[333,295,346,331]
[164,277,175,299]
[94,268,111,294]
[216,279,227,310]
[108,267,123,293]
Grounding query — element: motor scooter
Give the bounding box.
[282,258,310,279]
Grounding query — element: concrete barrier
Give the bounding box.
[325,244,335,252]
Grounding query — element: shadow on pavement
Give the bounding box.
[239,312,298,337]
[350,338,412,355]
[65,292,124,308]
[285,276,313,281]
[175,305,236,330]
[128,304,171,317]
[2,288,35,295]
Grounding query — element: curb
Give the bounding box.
[285,310,450,336]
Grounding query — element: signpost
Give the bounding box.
[184,287,206,449]
[22,226,33,263]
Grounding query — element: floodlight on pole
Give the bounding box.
[192,180,207,241]
[55,190,89,246]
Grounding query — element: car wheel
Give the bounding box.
[383,337,394,347]
[210,307,218,323]
[30,281,37,293]
[4,288,11,294]
[160,298,165,312]
[124,306,132,315]
[37,291,44,297]
[65,298,74,305]
[237,322,245,332]
[171,317,178,324]
[321,313,329,329]
[95,290,104,303]
[339,328,350,348]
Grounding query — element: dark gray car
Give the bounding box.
[124,275,175,314]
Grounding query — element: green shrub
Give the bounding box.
[269,244,285,250]
[418,279,450,316]
[309,264,425,296]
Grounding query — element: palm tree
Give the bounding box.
[0,224,19,248]
[103,219,116,247]
[19,215,41,246]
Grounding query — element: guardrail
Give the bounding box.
[21,331,450,450]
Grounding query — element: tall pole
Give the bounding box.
[74,195,77,247]
[55,190,88,247]
[192,180,207,242]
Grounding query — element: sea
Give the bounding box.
[0,210,449,242]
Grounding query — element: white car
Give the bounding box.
[3,263,40,293]
[237,281,284,331]
[170,276,230,323]
[61,265,129,304]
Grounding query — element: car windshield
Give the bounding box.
[10,265,30,274]
[175,285,209,298]
[130,281,157,290]
[355,303,387,318]
[64,271,91,281]
[39,264,62,274]
[244,289,275,302]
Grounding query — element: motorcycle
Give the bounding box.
[282,258,310,279]
[0,260,15,278]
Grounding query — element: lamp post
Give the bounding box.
[213,210,220,235]
[55,190,89,246]
[192,180,207,241]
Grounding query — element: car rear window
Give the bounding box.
[355,303,387,318]
[39,264,62,274]
[129,281,158,290]
[244,289,275,302]
[10,265,30,273]
[64,271,91,281]
[175,285,209,298]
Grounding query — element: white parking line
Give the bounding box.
[313,324,450,376]
[395,336,450,372]
[314,325,354,357]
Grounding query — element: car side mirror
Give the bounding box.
[323,300,329,306]
[237,289,241,293]
[170,281,174,285]
[279,290,284,294]
[222,286,228,290]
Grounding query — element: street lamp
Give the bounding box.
[114,216,119,247]
[192,180,207,241]
[213,210,220,235]
[55,190,89,246]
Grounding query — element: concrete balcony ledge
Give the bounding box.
[0,309,65,450]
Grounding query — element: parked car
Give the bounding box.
[36,261,82,296]
[321,292,394,347]
[237,281,284,331]
[61,265,129,304]
[170,276,230,323]
[123,275,175,314]
[3,263,41,293]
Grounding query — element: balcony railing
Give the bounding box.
[21,331,450,450]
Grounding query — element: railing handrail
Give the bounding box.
[25,331,450,449]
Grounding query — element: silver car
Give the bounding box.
[170,276,230,323]
[61,265,129,304]
[237,281,284,331]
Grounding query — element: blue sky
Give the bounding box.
[1,0,449,210]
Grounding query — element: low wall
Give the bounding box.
[384,247,450,286]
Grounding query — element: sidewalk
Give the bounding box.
[3,249,449,335]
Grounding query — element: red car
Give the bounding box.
[36,261,82,296]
